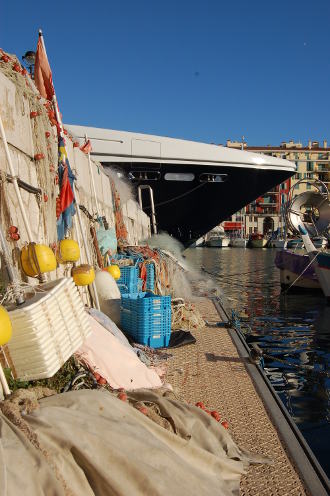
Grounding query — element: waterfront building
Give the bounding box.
[224,140,330,236]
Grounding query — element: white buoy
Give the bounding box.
[94,271,121,326]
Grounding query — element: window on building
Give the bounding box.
[254,227,258,233]
[249,215,252,222]
[307,161,314,171]
[254,216,258,222]
[307,183,311,190]
[249,227,253,234]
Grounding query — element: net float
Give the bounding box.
[12,63,21,72]
[57,239,80,263]
[0,306,12,346]
[9,232,20,241]
[104,264,121,280]
[21,243,57,277]
[71,264,95,286]
[34,153,45,161]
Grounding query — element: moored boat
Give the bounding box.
[275,249,321,291]
[249,233,267,248]
[230,237,247,248]
[270,239,287,249]
[66,124,296,247]
[206,232,230,247]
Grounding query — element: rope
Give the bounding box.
[0,281,46,305]
[150,182,206,209]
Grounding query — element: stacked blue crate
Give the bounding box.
[116,265,139,294]
[145,264,155,292]
[120,292,171,348]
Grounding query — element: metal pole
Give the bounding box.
[138,185,157,234]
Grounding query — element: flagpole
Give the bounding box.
[38,30,64,136]
[39,29,100,309]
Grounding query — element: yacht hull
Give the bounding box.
[109,163,292,246]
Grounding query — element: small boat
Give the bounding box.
[230,237,247,248]
[284,178,330,300]
[275,249,321,291]
[269,238,287,249]
[249,233,267,248]
[206,231,230,247]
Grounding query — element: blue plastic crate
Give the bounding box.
[145,264,155,292]
[117,265,139,294]
[120,292,171,348]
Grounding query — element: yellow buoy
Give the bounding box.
[0,305,12,346]
[21,243,57,277]
[104,264,121,280]
[57,239,80,263]
[72,264,95,286]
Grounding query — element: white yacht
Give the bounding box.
[66,125,296,246]
[206,228,230,247]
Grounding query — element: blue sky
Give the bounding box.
[2,0,330,146]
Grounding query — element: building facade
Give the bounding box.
[223,140,330,236]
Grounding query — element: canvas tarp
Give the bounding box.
[0,388,270,496]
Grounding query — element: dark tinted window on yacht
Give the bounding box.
[164,173,195,181]
[199,173,228,183]
[128,171,161,181]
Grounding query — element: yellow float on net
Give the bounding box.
[0,305,12,346]
[57,239,80,264]
[104,264,121,280]
[21,243,57,277]
[71,264,95,286]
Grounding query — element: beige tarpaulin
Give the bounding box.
[0,389,270,496]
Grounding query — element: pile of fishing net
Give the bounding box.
[171,298,205,331]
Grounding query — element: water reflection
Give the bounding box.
[186,247,330,477]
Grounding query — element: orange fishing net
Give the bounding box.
[110,179,128,248]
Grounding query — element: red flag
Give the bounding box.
[80,140,92,154]
[34,35,55,101]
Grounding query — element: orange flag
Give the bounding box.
[34,35,55,100]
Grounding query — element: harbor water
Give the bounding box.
[186,247,330,478]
